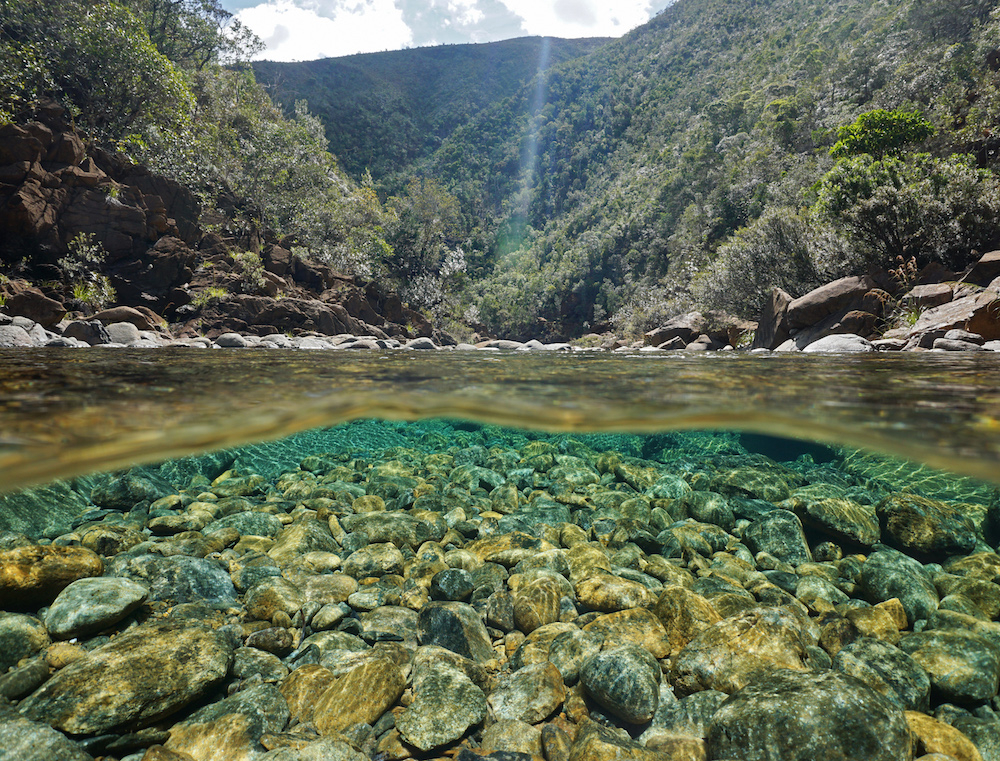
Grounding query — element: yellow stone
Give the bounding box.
[906,711,983,761]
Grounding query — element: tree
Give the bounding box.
[830,108,935,159]
[0,0,193,139]
[814,152,1000,269]
[125,0,262,69]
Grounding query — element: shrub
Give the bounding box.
[814,152,1000,270]
[694,209,848,318]
[830,108,935,159]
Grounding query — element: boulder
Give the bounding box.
[0,612,50,672]
[801,333,875,352]
[0,712,94,761]
[396,658,487,751]
[44,576,149,639]
[705,669,912,761]
[833,636,932,712]
[417,601,496,662]
[960,249,1000,288]
[63,319,111,345]
[487,660,566,723]
[644,313,706,346]
[786,276,879,330]
[672,607,815,695]
[889,286,1000,343]
[91,305,164,332]
[898,628,1000,703]
[743,510,812,566]
[281,658,405,735]
[859,548,939,626]
[1,281,65,328]
[877,493,979,561]
[580,644,661,724]
[19,619,234,734]
[164,684,289,761]
[0,545,103,609]
[0,324,35,347]
[754,287,793,349]
[903,283,953,310]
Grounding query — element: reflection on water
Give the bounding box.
[0,348,998,492]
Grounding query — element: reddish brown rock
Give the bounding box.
[753,287,792,349]
[887,286,1000,343]
[46,132,86,166]
[785,275,878,330]
[961,250,1000,288]
[0,123,46,164]
[1,280,66,328]
[903,283,953,310]
[91,305,165,332]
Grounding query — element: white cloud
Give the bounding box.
[445,0,485,26]
[236,0,414,61]
[497,0,654,37]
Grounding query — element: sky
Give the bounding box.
[221,0,673,62]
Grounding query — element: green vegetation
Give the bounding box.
[230,250,266,294]
[60,233,116,311]
[6,0,1000,338]
[191,286,230,309]
[814,152,1000,270]
[830,108,935,158]
[253,38,611,182]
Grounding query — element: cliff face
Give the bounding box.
[0,103,200,314]
[0,105,440,343]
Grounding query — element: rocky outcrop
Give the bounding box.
[0,107,443,343]
[752,251,1000,352]
[642,311,756,351]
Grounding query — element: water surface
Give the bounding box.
[1,349,998,491]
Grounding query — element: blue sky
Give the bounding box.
[221,0,673,62]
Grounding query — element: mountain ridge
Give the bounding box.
[253,35,612,181]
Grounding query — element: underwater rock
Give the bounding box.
[906,711,984,761]
[0,612,49,673]
[877,493,979,561]
[580,643,661,724]
[2,421,997,761]
[705,669,911,761]
[114,553,237,607]
[43,576,148,640]
[898,629,1000,703]
[396,658,487,751]
[164,683,290,761]
[488,660,566,723]
[742,510,812,566]
[481,719,544,755]
[833,636,932,711]
[286,657,404,735]
[0,545,103,609]
[651,585,722,658]
[567,718,660,761]
[513,574,564,633]
[0,710,94,761]
[859,548,940,626]
[672,607,814,695]
[574,573,657,612]
[19,619,233,734]
[417,601,496,662]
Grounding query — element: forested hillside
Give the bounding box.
[5,0,1000,342]
[262,0,1000,340]
[253,37,610,181]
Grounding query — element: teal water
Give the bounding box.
[0,349,997,537]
